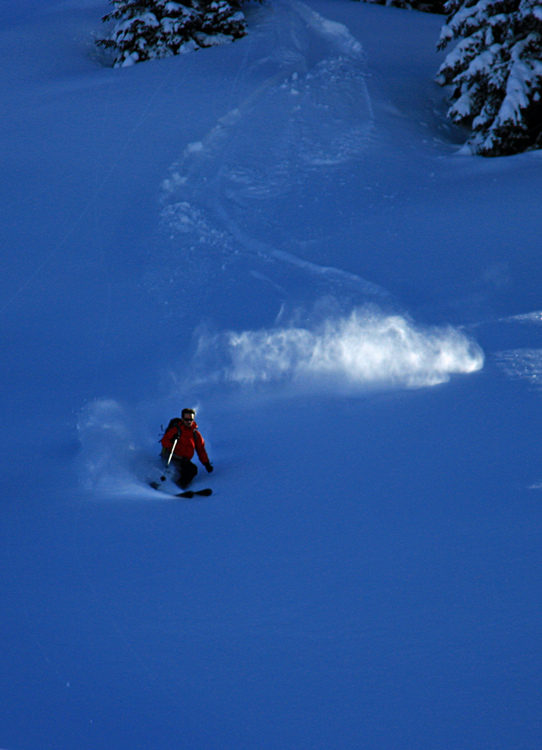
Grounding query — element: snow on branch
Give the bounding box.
[437,0,542,155]
[96,0,254,67]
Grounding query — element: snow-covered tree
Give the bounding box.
[437,0,542,156]
[97,0,251,68]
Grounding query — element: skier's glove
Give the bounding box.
[204,462,214,473]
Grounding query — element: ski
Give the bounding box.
[176,488,213,498]
[149,481,212,499]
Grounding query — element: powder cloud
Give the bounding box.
[197,308,484,392]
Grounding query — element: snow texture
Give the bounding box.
[1,1,542,749]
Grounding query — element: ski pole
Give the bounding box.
[167,437,178,467]
[160,438,178,481]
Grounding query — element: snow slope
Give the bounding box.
[1,1,541,749]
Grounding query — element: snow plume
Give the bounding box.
[195,307,484,393]
[76,399,140,494]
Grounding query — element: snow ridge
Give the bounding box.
[291,1,366,64]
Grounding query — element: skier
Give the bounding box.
[160,409,213,489]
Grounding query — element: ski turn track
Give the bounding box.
[159,0,386,307]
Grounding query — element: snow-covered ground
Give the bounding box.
[1,1,541,748]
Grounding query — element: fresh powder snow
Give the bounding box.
[1,1,541,749]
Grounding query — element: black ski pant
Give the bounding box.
[170,456,198,488]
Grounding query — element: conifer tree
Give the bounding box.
[437,0,542,155]
[97,0,250,67]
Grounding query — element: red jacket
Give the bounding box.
[161,420,209,465]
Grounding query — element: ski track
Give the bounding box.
[479,311,542,391]
[495,346,542,390]
[159,0,384,306]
